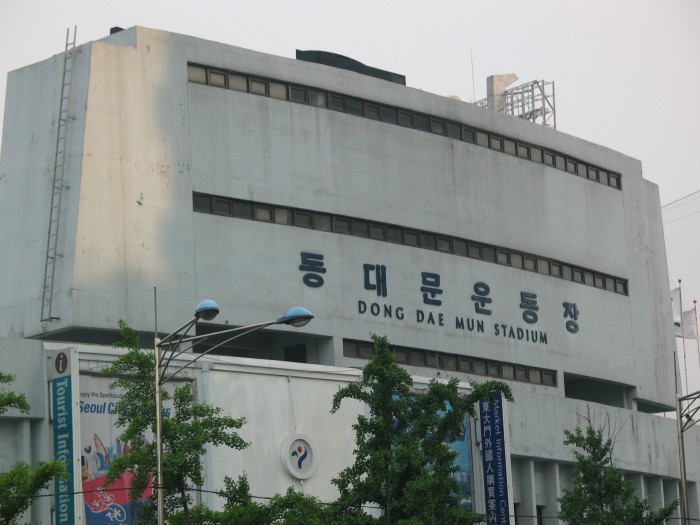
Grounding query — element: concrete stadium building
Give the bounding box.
[0,26,696,524]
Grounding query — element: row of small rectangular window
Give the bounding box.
[187,64,622,190]
[342,339,557,387]
[193,192,629,296]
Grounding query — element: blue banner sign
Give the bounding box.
[52,373,76,525]
[479,391,510,524]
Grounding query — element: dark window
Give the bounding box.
[437,237,452,253]
[352,220,369,237]
[415,114,430,131]
[369,224,386,240]
[426,353,439,368]
[294,211,313,228]
[483,246,496,262]
[504,139,516,155]
[531,147,543,163]
[330,94,346,111]
[431,119,447,135]
[459,358,473,372]
[410,350,426,366]
[334,217,352,234]
[605,276,615,291]
[516,367,529,381]
[615,280,627,294]
[314,213,332,231]
[193,194,211,213]
[421,233,436,250]
[290,86,308,103]
[488,362,501,376]
[530,369,542,384]
[347,97,363,115]
[365,103,380,120]
[524,256,536,272]
[595,274,605,289]
[188,65,207,84]
[382,106,397,124]
[544,152,555,166]
[395,349,409,364]
[462,128,476,143]
[510,253,523,269]
[551,262,562,277]
[490,136,503,151]
[588,167,600,182]
[517,144,530,159]
[343,341,358,357]
[285,344,307,363]
[468,243,482,259]
[309,89,327,107]
[448,122,461,139]
[562,265,573,281]
[566,159,577,174]
[542,371,556,386]
[399,111,414,127]
[387,226,403,244]
[274,208,292,225]
[254,205,272,222]
[208,69,227,87]
[359,343,374,358]
[497,250,509,265]
[233,201,253,219]
[441,355,458,370]
[454,239,468,256]
[269,82,287,100]
[228,73,247,92]
[609,173,621,189]
[250,78,267,95]
[404,231,419,246]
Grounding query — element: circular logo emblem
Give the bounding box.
[280,434,318,480]
[55,352,68,374]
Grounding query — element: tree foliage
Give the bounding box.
[558,424,678,525]
[330,333,514,525]
[102,320,248,524]
[169,474,332,525]
[0,373,67,525]
[0,372,30,416]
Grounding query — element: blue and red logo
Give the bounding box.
[291,445,308,469]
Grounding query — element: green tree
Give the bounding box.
[0,372,30,416]
[331,334,514,525]
[102,320,248,524]
[169,475,333,525]
[0,373,67,525]
[558,424,678,525]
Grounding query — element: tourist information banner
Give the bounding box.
[47,348,83,525]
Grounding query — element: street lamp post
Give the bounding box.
[677,389,700,524]
[153,301,314,525]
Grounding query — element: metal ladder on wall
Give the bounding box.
[41,27,77,322]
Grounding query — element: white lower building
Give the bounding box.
[0,26,696,524]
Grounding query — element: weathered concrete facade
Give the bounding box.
[0,26,695,523]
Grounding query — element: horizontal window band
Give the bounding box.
[343,338,558,387]
[187,63,622,191]
[193,192,629,296]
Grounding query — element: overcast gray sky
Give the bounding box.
[2,0,699,387]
